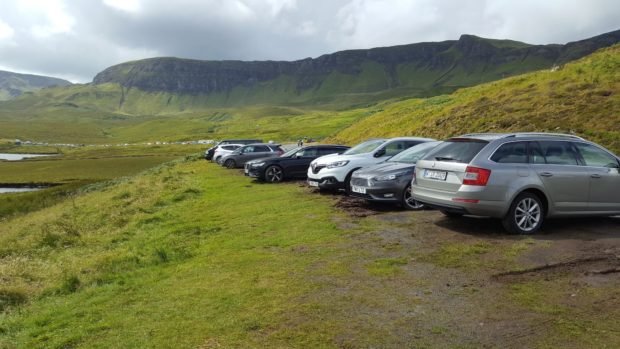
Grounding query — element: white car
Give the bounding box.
[211,144,243,163]
[307,137,435,193]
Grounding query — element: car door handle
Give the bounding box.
[591,174,602,179]
[539,172,553,177]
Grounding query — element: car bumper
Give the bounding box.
[349,178,407,203]
[411,184,506,217]
[307,175,344,190]
[244,166,264,179]
[307,166,349,183]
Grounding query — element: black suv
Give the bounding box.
[204,139,263,160]
[245,145,349,182]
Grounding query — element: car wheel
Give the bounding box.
[401,185,425,210]
[344,170,357,196]
[440,210,463,218]
[265,165,284,183]
[502,192,544,234]
[224,159,236,169]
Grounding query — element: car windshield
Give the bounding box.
[343,139,386,155]
[387,141,440,164]
[281,147,302,157]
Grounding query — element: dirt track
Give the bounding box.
[308,189,620,348]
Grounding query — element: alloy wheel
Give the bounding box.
[403,185,424,210]
[514,197,541,232]
[266,166,283,183]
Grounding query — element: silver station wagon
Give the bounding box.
[411,133,620,234]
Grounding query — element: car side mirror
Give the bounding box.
[295,151,304,159]
[374,148,386,158]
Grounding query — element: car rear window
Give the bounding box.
[423,139,488,163]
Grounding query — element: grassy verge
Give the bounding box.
[0,158,362,348]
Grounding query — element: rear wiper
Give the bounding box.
[435,156,457,161]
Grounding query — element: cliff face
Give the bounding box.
[0,70,72,100]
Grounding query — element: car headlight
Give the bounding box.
[326,160,349,168]
[374,171,408,181]
[251,162,265,167]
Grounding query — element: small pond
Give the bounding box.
[0,187,46,194]
[0,153,57,161]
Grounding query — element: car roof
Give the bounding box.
[310,144,350,148]
[456,132,585,142]
[244,143,281,146]
[386,137,437,142]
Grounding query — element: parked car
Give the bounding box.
[220,143,284,168]
[307,137,435,194]
[245,145,350,182]
[212,144,243,163]
[204,139,263,160]
[350,141,440,209]
[412,133,620,234]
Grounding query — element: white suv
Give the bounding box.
[212,144,242,164]
[307,137,434,193]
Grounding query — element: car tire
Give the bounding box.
[502,192,544,234]
[440,210,463,218]
[265,165,284,183]
[224,159,236,169]
[344,173,354,196]
[401,184,425,210]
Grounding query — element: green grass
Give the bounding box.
[422,241,491,268]
[0,145,202,220]
[0,158,366,348]
[330,45,620,154]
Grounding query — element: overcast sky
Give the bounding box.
[0,0,618,82]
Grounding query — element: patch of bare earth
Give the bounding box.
[283,199,620,348]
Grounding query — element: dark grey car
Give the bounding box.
[220,143,283,168]
[412,133,620,234]
[350,141,440,209]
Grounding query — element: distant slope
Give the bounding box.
[89,29,620,108]
[330,45,620,153]
[0,70,71,101]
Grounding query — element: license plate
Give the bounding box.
[424,169,447,181]
[351,185,366,194]
[308,180,319,187]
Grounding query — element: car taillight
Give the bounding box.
[462,166,491,186]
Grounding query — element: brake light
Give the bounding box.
[462,166,491,186]
[452,198,480,203]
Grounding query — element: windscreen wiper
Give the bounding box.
[435,156,457,161]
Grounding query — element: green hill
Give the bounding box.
[0,70,71,101]
[330,44,620,154]
[0,31,618,146]
[89,30,619,108]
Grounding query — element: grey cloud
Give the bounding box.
[0,0,618,82]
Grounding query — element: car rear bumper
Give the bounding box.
[411,184,506,217]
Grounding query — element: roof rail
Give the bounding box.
[461,133,506,137]
[502,132,585,140]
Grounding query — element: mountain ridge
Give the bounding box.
[90,29,620,107]
[0,70,72,101]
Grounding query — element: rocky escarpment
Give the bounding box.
[91,29,620,103]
